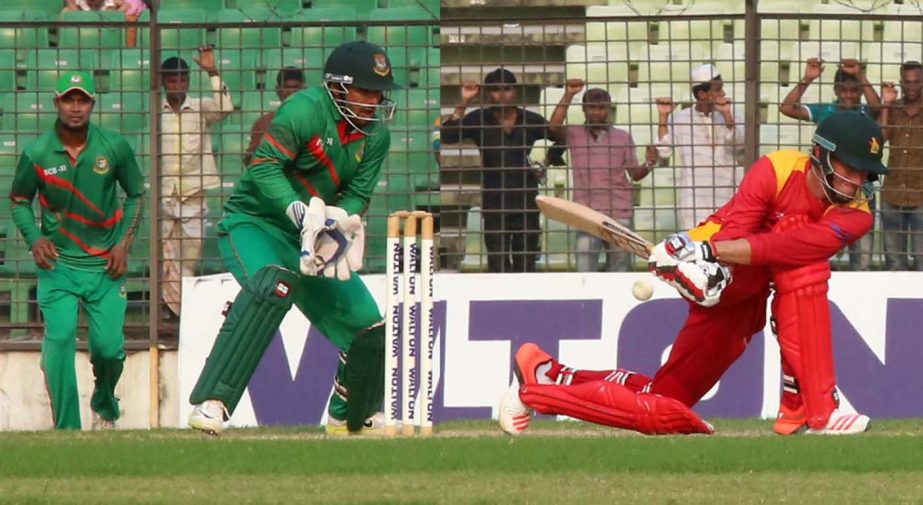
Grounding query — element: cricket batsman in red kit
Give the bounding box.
[499,109,886,436]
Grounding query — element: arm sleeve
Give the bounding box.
[711,156,776,236]
[9,152,43,247]
[245,100,306,217]
[440,110,480,145]
[115,138,146,246]
[655,114,675,159]
[201,75,235,124]
[534,113,553,142]
[803,103,820,123]
[722,109,745,144]
[747,206,872,266]
[336,129,390,215]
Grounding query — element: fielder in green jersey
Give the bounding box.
[188,41,400,436]
[9,71,145,430]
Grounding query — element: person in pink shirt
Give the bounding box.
[549,79,657,271]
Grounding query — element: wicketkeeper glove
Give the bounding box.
[315,206,365,281]
[287,197,333,277]
[286,198,365,281]
[651,259,732,307]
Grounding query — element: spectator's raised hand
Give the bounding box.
[193,45,217,73]
[803,57,824,82]
[881,82,898,104]
[656,97,675,117]
[564,78,585,97]
[839,58,862,77]
[460,80,479,105]
[713,95,732,115]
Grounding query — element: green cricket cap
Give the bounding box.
[55,71,96,98]
[812,109,888,176]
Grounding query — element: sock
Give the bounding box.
[534,362,556,384]
[557,367,652,392]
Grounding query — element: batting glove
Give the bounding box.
[648,231,717,270]
[652,259,732,307]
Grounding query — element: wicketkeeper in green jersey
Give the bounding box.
[188,40,399,436]
[9,71,145,430]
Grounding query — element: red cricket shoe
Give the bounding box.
[513,343,554,386]
[773,403,807,435]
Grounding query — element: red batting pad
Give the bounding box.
[519,381,713,435]
[773,261,838,429]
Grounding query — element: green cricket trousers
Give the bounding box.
[38,262,126,430]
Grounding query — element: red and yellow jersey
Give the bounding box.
[689,150,872,267]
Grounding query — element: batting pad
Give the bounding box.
[344,321,385,432]
[520,381,714,435]
[772,261,837,430]
[189,265,299,414]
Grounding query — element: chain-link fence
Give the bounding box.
[439,0,923,274]
[0,1,439,345]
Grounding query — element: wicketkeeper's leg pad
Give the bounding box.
[772,260,838,430]
[519,381,713,435]
[189,265,299,414]
[344,321,385,432]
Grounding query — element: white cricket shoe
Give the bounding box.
[499,378,533,436]
[325,412,386,436]
[188,400,228,436]
[806,410,871,435]
[91,411,116,431]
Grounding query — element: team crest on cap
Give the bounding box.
[372,53,390,77]
[869,136,880,155]
[71,74,83,83]
[94,156,110,175]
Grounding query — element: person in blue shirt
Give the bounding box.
[779,57,882,270]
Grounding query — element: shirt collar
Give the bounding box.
[484,106,525,124]
[51,121,95,153]
[583,122,612,131]
[162,96,196,112]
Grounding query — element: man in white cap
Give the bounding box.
[654,63,744,230]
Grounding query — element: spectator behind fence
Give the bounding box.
[62,0,146,48]
[549,79,657,272]
[9,71,145,430]
[441,68,558,273]
[780,57,881,270]
[431,116,441,166]
[878,61,923,270]
[655,64,745,231]
[243,67,305,166]
[160,47,234,316]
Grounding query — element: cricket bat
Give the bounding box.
[535,195,655,260]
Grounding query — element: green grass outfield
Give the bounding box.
[2,419,923,504]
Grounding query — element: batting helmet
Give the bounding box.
[323,41,400,134]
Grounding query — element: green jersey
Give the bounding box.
[221,86,389,235]
[9,123,145,269]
